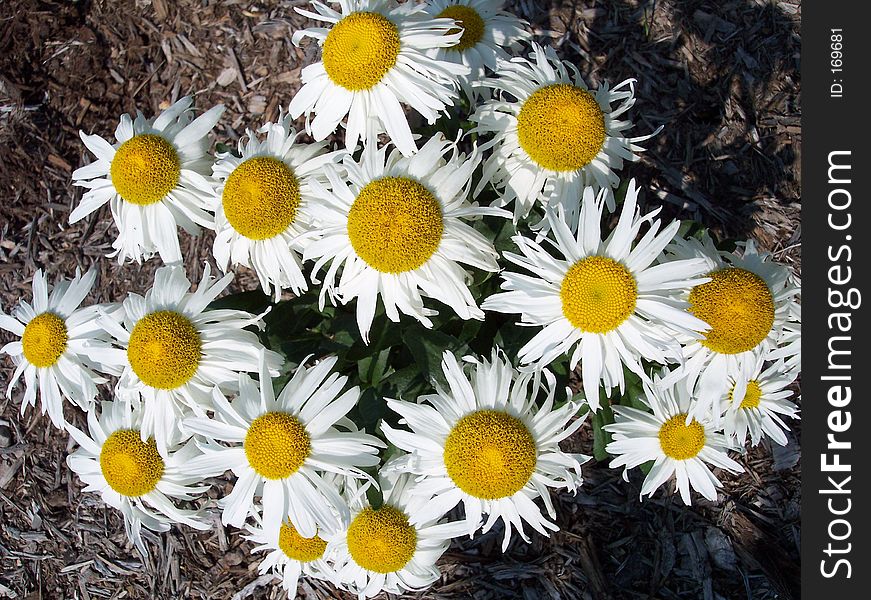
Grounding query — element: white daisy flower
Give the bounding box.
[604,369,744,505]
[183,354,384,536]
[722,358,799,447]
[0,268,118,429]
[90,264,282,455]
[471,43,657,225]
[481,182,710,411]
[768,281,801,375]
[66,399,209,555]
[381,349,589,551]
[305,135,508,343]
[245,512,339,594]
[290,0,469,156]
[329,472,469,598]
[210,111,348,301]
[71,97,224,264]
[660,233,801,421]
[423,0,531,100]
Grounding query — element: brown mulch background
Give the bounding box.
[0,1,801,599]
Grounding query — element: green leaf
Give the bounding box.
[357,348,393,386]
[365,476,384,509]
[209,289,271,313]
[591,392,615,462]
[492,317,537,359]
[401,326,464,390]
[353,387,389,434]
[613,178,631,206]
[215,142,238,156]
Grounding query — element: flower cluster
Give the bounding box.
[0,1,800,598]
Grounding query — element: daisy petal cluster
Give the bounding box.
[66,400,210,555]
[328,472,469,598]
[382,349,589,551]
[482,181,711,410]
[183,353,384,534]
[210,110,347,300]
[72,97,224,264]
[1,1,802,598]
[604,369,744,505]
[659,232,801,422]
[90,264,283,455]
[1,268,117,428]
[423,0,531,100]
[305,134,508,342]
[472,43,658,226]
[290,0,470,156]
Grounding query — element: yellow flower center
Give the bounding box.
[110,134,181,205]
[689,267,775,355]
[278,521,327,563]
[222,156,301,240]
[244,412,311,480]
[443,409,537,500]
[347,176,444,273]
[322,12,401,91]
[346,505,417,574]
[560,256,637,333]
[658,414,706,460]
[437,5,485,51]
[730,379,763,410]
[127,311,201,390]
[21,312,68,368]
[516,83,606,172]
[99,429,164,497]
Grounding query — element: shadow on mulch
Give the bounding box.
[0,0,800,599]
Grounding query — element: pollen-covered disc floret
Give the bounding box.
[66,400,210,555]
[99,429,165,497]
[689,267,775,354]
[290,0,470,156]
[481,183,710,411]
[244,412,311,480]
[278,521,327,563]
[1,268,116,429]
[126,311,201,390]
[110,134,181,206]
[346,505,418,574]
[21,312,68,368]
[605,369,743,505]
[305,137,505,343]
[347,177,444,273]
[517,84,606,172]
[222,156,300,240]
[560,256,637,333]
[438,4,485,50]
[471,43,656,225]
[71,96,224,264]
[443,409,536,499]
[322,11,400,91]
[381,350,589,551]
[732,380,762,410]
[183,354,383,535]
[658,414,705,460]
